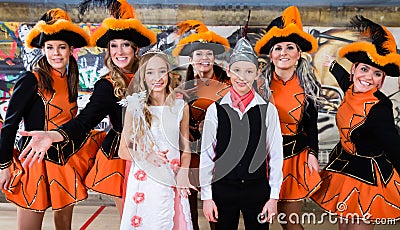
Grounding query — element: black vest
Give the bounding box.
[213,102,268,182]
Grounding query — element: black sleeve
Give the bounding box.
[58,79,115,140]
[303,98,319,158]
[329,60,352,92]
[0,72,37,169]
[367,102,400,173]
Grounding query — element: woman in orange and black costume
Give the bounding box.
[15,0,157,217]
[0,8,104,230]
[254,6,322,230]
[311,16,400,230]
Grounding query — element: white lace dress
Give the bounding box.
[120,99,193,230]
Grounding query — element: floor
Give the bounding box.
[0,194,398,229]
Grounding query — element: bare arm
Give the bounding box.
[119,104,133,161]
[177,103,196,197]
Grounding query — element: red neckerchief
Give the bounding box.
[230,87,255,113]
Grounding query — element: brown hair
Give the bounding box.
[34,52,79,103]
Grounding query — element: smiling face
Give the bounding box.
[270,41,301,71]
[189,49,215,77]
[228,61,258,96]
[42,40,72,73]
[351,63,385,92]
[144,56,169,94]
[109,39,137,73]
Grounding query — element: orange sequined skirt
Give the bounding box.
[311,164,400,221]
[4,130,105,212]
[84,148,126,198]
[279,148,322,201]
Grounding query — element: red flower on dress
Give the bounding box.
[134,170,147,181]
[131,215,142,227]
[170,158,181,173]
[133,192,145,204]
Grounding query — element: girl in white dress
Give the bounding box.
[119,51,194,230]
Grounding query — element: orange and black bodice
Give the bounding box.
[57,73,133,159]
[186,74,230,142]
[0,70,89,168]
[270,72,319,159]
[327,63,400,184]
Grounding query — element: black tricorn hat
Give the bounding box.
[339,15,400,77]
[82,0,156,48]
[26,8,89,49]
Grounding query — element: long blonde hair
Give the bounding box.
[131,52,176,141]
[104,40,139,99]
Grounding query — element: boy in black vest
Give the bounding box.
[200,37,283,229]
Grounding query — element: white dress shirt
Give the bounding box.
[200,91,283,200]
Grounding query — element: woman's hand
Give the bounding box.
[324,55,336,67]
[308,154,320,174]
[18,130,63,168]
[0,167,12,191]
[175,167,197,198]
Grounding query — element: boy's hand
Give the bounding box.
[203,199,218,222]
[261,198,277,223]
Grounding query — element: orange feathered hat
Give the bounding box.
[25,8,89,49]
[339,15,400,77]
[254,6,318,55]
[172,20,230,56]
[80,0,156,48]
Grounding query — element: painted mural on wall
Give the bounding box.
[0,22,398,159]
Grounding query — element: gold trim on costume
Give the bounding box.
[0,161,12,169]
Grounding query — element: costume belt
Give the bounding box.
[282,132,308,159]
[325,144,394,185]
